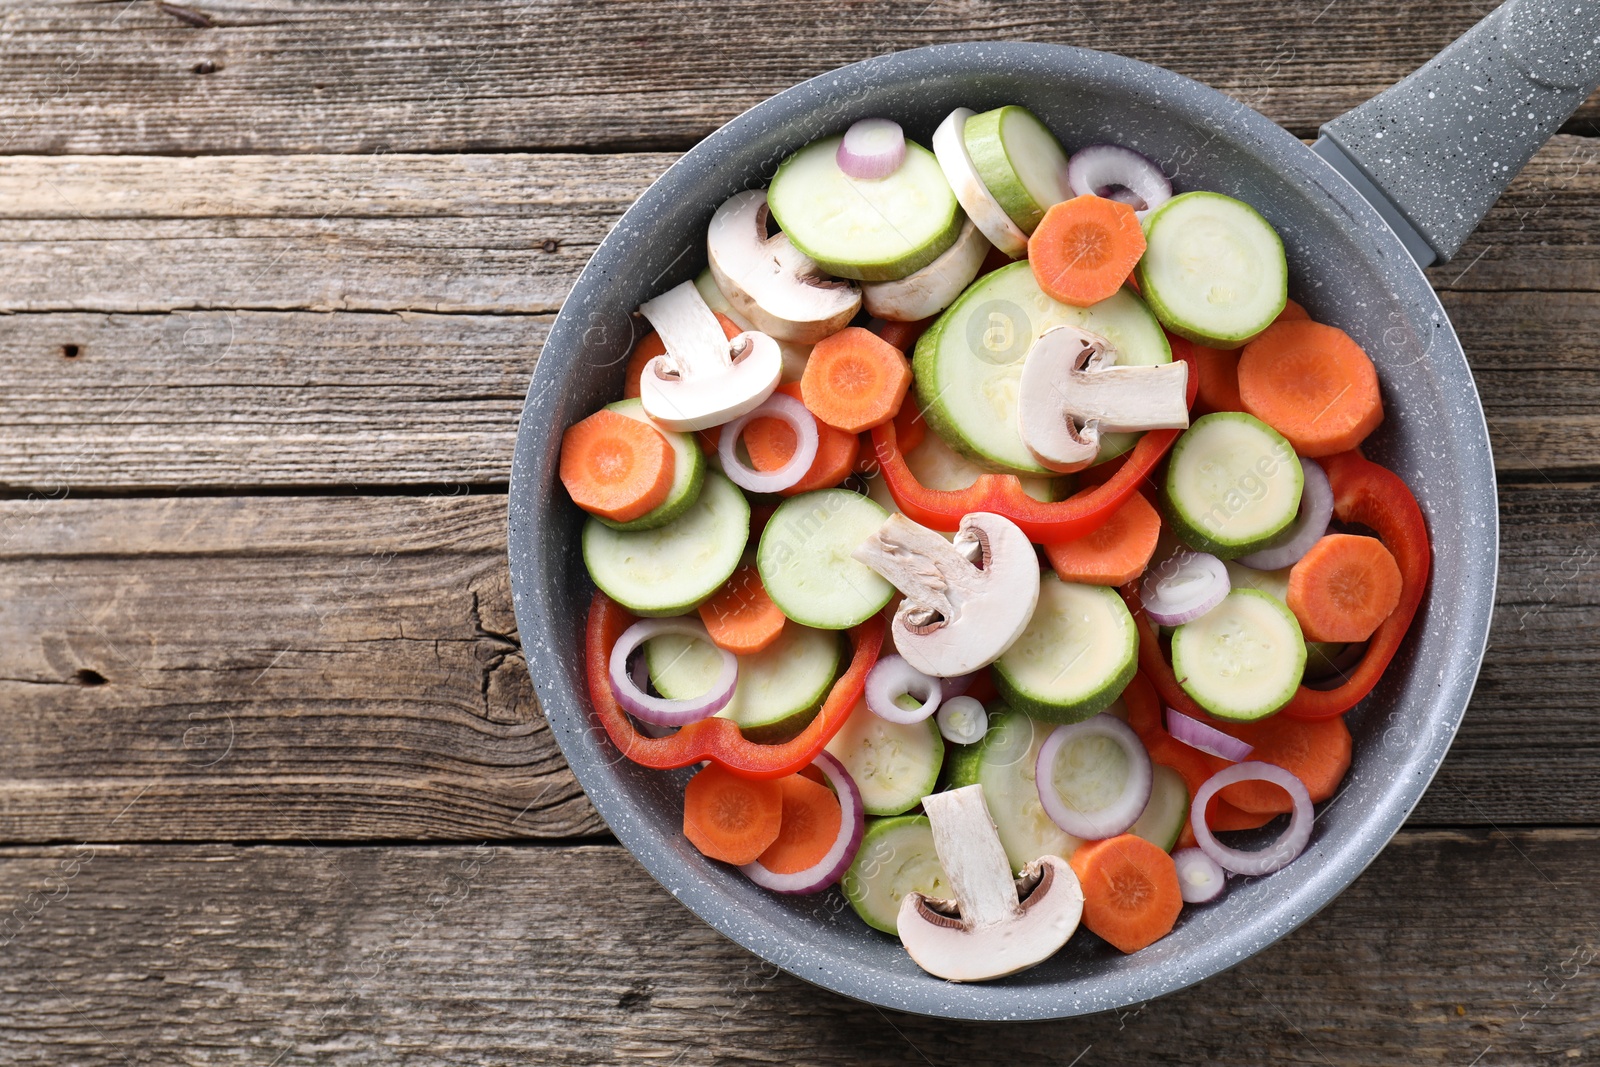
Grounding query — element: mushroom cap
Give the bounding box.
[638,331,782,433]
[707,190,860,345]
[1018,325,1113,473]
[861,218,990,322]
[890,511,1041,678]
[896,855,1084,982]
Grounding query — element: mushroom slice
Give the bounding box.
[897,785,1083,982]
[636,279,782,432]
[852,511,1040,678]
[1017,324,1191,473]
[862,218,991,322]
[707,190,862,345]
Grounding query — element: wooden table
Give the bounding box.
[1,2,1596,1062]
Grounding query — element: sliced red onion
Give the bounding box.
[939,672,976,701]
[1172,847,1227,903]
[1035,715,1153,840]
[865,653,942,724]
[936,695,988,745]
[717,392,819,494]
[1067,144,1172,216]
[1236,458,1333,570]
[1166,707,1254,762]
[625,657,678,737]
[837,118,906,180]
[740,751,865,894]
[1191,761,1313,877]
[607,618,737,726]
[1141,551,1230,626]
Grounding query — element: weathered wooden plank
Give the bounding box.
[0,833,1594,1064]
[0,137,1593,317]
[0,311,542,491]
[0,0,1594,155]
[0,493,603,843]
[0,484,1595,842]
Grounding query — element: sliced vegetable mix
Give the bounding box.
[558,105,1431,981]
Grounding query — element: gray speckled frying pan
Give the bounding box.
[509,1,1600,1021]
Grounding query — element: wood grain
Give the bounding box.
[0,1,1594,156]
[0,833,1595,1064]
[0,137,1593,318]
[0,485,1593,843]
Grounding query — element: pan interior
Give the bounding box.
[508,44,1497,1021]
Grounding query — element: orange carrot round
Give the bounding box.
[625,313,743,399]
[744,382,860,494]
[558,408,675,523]
[1276,299,1310,322]
[1237,319,1384,457]
[1069,833,1183,953]
[1043,490,1162,586]
[1191,345,1244,415]
[698,563,787,655]
[1029,195,1147,308]
[1214,713,1353,814]
[800,326,913,433]
[1287,533,1404,642]
[755,774,843,875]
[682,763,784,865]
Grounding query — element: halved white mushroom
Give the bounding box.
[636,280,782,432]
[706,190,862,345]
[862,218,991,322]
[931,108,1029,259]
[851,511,1040,678]
[1017,324,1191,473]
[897,784,1083,982]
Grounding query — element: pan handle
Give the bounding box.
[1314,0,1600,266]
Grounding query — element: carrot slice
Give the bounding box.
[1029,195,1147,308]
[1191,345,1244,415]
[755,774,843,874]
[698,563,787,655]
[1124,674,1269,831]
[624,313,743,399]
[1287,533,1403,642]
[1069,833,1183,953]
[800,327,913,433]
[682,763,784,865]
[743,382,860,494]
[558,408,675,523]
[1043,491,1162,586]
[1277,298,1311,322]
[1214,714,1353,814]
[1237,319,1384,457]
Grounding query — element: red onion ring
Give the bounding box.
[607,618,737,726]
[1172,847,1227,903]
[717,392,819,494]
[740,751,866,894]
[1166,707,1254,762]
[1236,458,1333,570]
[1141,550,1230,627]
[939,672,976,701]
[936,695,988,745]
[837,118,906,180]
[1067,143,1173,216]
[1035,715,1153,839]
[864,653,942,724]
[1190,761,1313,876]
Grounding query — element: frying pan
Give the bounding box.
[508,0,1600,1020]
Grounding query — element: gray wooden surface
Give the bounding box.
[0,2,1596,1064]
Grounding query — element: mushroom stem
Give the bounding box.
[922,786,1022,927]
[639,280,736,378]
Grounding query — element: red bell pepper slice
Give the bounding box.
[870,338,1198,542]
[585,590,884,778]
[1119,449,1431,722]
